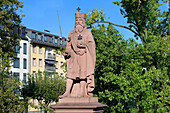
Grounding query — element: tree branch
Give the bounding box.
[131,21,137,26]
[126,2,147,44]
[129,8,140,33]
[92,21,140,37]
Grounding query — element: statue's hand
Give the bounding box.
[63,50,67,56]
[63,50,71,57]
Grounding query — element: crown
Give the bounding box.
[75,12,86,19]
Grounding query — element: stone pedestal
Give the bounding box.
[50,97,107,113]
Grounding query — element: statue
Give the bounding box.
[60,9,96,98]
[51,9,107,113]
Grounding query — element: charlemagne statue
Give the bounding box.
[60,10,96,97]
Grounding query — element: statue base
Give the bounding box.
[50,97,107,113]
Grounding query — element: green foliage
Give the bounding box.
[86,8,106,29]
[95,35,169,112]
[0,0,24,63]
[86,1,169,112]
[87,0,169,44]
[113,0,169,42]
[0,0,24,86]
[22,71,66,112]
[0,0,26,112]
[0,77,27,113]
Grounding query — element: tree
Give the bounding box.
[87,0,169,44]
[22,71,66,113]
[86,0,169,112]
[0,75,26,113]
[0,0,26,112]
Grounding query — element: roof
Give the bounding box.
[26,28,66,39]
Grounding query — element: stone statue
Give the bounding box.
[60,10,96,98]
[51,9,106,113]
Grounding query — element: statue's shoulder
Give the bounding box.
[84,29,93,37]
[84,29,91,34]
[69,30,75,36]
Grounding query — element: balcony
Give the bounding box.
[45,53,56,60]
[30,35,66,49]
[45,65,56,72]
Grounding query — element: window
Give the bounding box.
[13,72,20,96]
[23,73,26,83]
[15,45,20,53]
[33,58,36,66]
[23,58,27,69]
[55,37,58,44]
[21,28,25,38]
[39,46,42,54]
[14,58,20,68]
[44,36,47,42]
[60,38,62,46]
[13,72,20,81]
[38,34,42,41]
[33,45,36,53]
[32,32,36,39]
[56,61,58,69]
[45,48,47,53]
[39,59,42,67]
[23,43,27,54]
[49,36,52,43]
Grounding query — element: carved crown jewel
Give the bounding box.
[75,12,86,19]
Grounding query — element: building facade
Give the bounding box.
[25,28,66,112]
[10,27,29,84]
[8,27,66,112]
[26,28,66,76]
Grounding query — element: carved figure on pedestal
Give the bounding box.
[60,10,96,98]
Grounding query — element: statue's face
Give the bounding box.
[75,17,85,33]
[75,18,84,26]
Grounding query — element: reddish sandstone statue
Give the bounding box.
[60,10,96,98]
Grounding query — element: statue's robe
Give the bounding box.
[65,29,96,95]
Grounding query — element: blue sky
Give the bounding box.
[20,0,168,41]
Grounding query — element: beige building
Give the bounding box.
[26,28,66,75]
[26,28,66,112]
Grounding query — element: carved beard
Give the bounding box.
[75,24,84,33]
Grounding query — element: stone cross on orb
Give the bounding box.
[77,7,81,12]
